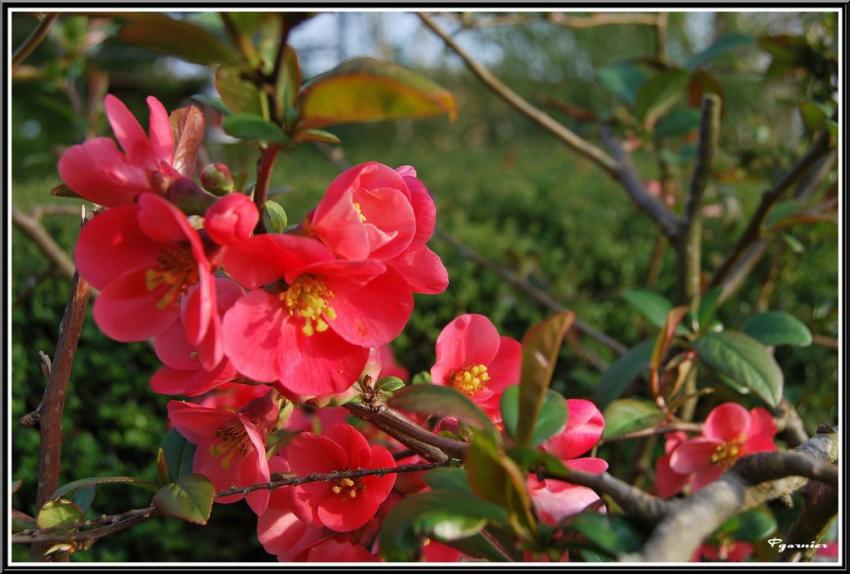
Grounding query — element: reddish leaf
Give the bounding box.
[650,306,690,398]
[169,106,205,177]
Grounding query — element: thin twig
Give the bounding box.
[710,130,832,289]
[14,506,158,545]
[217,460,450,498]
[12,13,59,73]
[31,271,92,560]
[418,12,619,177]
[600,422,703,443]
[12,207,76,282]
[548,12,659,29]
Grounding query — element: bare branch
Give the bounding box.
[418,12,620,177]
[13,13,59,73]
[710,130,832,288]
[548,12,658,29]
[12,207,76,282]
[781,481,837,562]
[31,271,92,559]
[600,127,686,238]
[14,506,158,546]
[217,460,450,498]
[634,427,838,562]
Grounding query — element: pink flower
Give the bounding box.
[58,95,184,207]
[167,388,279,514]
[204,193,259,246]
[530,399,608,525]
[653,431,690,499]
[669,403,777,492]
[305,538,378,562]
[221,234,412,397]
[286,424,396,532]
[75,192,216,343]
[423,540,463,562]
[285,406,349,434]
[430,314,521,422]
[310,162,448,295]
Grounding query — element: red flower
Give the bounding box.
[75,192,216,343]
[220,234,412,397]
[204,193,259,246]
[653,431,690,499]
[430,314,521,422]
[530,399,608,525]
[669,403,777,492]
[58,95,183,207]
[693,541,754,562]
[286,424,396,532]
[310,161,447,295]
[305,538,378,562]
[167,388,279,514]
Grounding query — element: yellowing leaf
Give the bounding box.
[299,57,457,129]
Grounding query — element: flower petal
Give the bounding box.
[222,289,287,383]
[704,402,751,442]
[669,437,721,474]
[431,314,501,386]
[58,138,150,207]
[146,96,174,165]
[93,267,179,342]
[541,399,605,461]
[388,242,448,295]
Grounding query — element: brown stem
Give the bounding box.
[601,421,703,443]
[252,144,281,233]
[217,460,450,498]
[12,13,59,73]
[780,481,837,562]
[14,506,159,546]
[418,12,619,177]
[31,271,92,560]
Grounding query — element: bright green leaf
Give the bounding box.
[692,331,784,406]
[742,311,812,347]
[222,114,289,143]
[376,376,405,393]
[686,33,756,70]
[595,339,654,407]
[51,476,157,501]
[516,311,574,446]
[215,65,264,116]
[501,386,567,446]
[119,15,237,65]
[191,94,231,116]
[388,384,493,432]
[602,398,664,439]
[299,57,457,129]
[152,474,215,525]
[294,128,341,144]
[37,499,83,529]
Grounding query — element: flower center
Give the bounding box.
[330,477,366,499]
[450,364,490,396]
[353,202,367,223]
[280,276,337,336]
[210,419,253,470]
[145,244,199,309]
[710,440,742,468]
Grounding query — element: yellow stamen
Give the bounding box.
[450,363,490,396]
[209,419,253,470]
[280,276,337,337]
[710,440,743,468]
[145,244,199,309]
[330,476,365,499]
[353,202,367,223]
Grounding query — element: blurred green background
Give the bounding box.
[11,11,837,561]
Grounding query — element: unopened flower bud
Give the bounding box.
[204,192,259,245]
[200,163,236,196]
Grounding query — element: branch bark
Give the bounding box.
[31,271,92,560]
[634,427,838,562]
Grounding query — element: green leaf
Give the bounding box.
[37,499,83,529]
[51,476,157,501]
[654,106,702,137]
[715,508,777,542]
[500,386,567,446]
[597,63,647,105]
[742,311,812,347]
[72,485,96,514]
[379,490,507,561]
[388,384,493,432]
[422,467,473,493]
[686,33,756,70]
[466,431,536,540]
[506,446,569,476]
[516,311,574,446]
[621,289,673,329]
[294,128,341,144]
[595,339,654,407]
[411,371,432,385]
[276,44,301,114]
[572,513,643,556]
[215,65,264,116]
[798,101,831,132]
[826,120,838,138]
[119,15,237,65]
[161,428,197,482]
[691,331,784,406]
[222,114,289,143]
[697,286,723,329]
[152,474,215,525]
[299,57,457,129]
[376,376,405,393]
[191,94,231,116]
[602,398,664,439]
[263,200,288,233]
[634,69,689,125]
